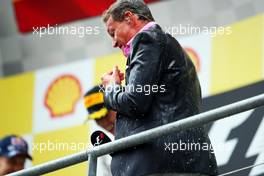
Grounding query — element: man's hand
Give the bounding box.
[101,66,124,87]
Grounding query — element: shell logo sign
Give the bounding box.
[44,74,82,118]
[184,47,201,73]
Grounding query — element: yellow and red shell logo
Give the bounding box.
[184,47,201,73]
[44,74,82,118]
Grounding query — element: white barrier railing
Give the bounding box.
[8,94,264,176]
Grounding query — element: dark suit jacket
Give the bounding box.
[104,24,218,176]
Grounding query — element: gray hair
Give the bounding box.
[102,0,155,23]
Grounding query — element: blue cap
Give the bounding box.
[0,135,32,160]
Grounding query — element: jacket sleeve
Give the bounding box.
[104,32,165,118]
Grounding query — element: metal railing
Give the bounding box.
[8,93,264,176]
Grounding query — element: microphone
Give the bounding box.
[91,130,112,147]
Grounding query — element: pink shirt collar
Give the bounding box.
[122,21,156,57]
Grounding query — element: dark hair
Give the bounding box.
[102,0,155,23]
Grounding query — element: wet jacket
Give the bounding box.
[104,24,218,176]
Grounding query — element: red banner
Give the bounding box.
[13,0,159,33]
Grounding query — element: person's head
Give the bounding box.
[102,0,154,48]
[84,86,116,134]
[0,135,32,175]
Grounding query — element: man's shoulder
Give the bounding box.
[132,24,167,46]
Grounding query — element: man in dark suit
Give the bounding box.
[101,0,218,175]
